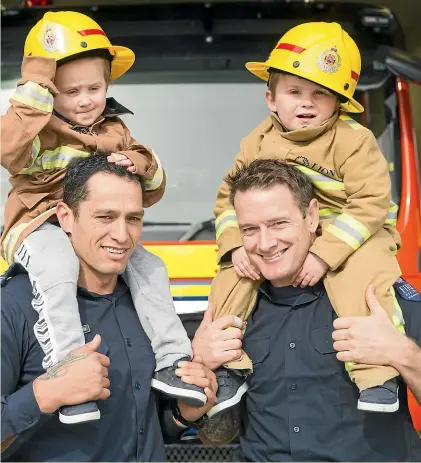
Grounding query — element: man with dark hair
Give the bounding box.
[192,159,421,461]
[1,152,217,461]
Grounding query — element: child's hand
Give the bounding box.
[107,153,136,173]
[291,252,329,288]
[232,246,261,280]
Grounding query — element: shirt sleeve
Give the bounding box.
[1,288,42,456]
[1,56,57,176]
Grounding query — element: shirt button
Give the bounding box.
[135,381,141,390]
[289,342,296,349]
[127,338,132,347]
[139,428,144,435]
[293,426,300,433]
[291,384,297,391]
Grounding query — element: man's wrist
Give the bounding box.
[172,401,208,429]
[32,377,59,414]
[389,335,418,370]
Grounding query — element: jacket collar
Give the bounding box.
[53,97,134,132]
[268,111,339,143]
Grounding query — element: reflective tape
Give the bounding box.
[215,209,239,240]
[143,150,164,191]
[3,208,56,264]
[391,288,405,334]
[319,208,341,220]
[340,114,363,130]
[335,214,371,241]
[11,81,53,113]
[295,165,345,191]
[19,146,90,175]
[32,136,41,161]
[385,202,399,226]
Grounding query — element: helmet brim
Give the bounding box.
[245,61,364,114]
[108,45,135,80]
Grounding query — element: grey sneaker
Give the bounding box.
[207,368,249,418]
[151,357,207,407]
[357,378,399,413]
[59,401,100,424]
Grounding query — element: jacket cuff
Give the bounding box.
[217,229,243,264]
[2,382,41,439]
[309,237,349,271]
[18,56,59,96]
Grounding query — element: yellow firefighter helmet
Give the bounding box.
[24,11,135,80]
[246,22,364,113]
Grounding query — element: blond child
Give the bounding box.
[209,22,403,417]
[1,11,206,424]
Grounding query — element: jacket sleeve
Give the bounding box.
[1,56,58,176]
[310,131,393,271]
[214,146,248,264]
[1,289,43,457]
[116,128,166,208]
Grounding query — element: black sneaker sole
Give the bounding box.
[151,378,207,407]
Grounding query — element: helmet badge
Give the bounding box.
[317,46,341,73]
[42,25,59,53]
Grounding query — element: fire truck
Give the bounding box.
[1,1,421,459]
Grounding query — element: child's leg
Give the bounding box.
[211,263,261,371]
[123,245,206,407]
[14,223,100,423]
[14,223,84,368]
[323,227,403,410]
[207,264,260,417]
[124,245,192,368]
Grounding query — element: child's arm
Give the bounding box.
[111,125,166,207]
[1,57,59,176]
[310,131,392,272]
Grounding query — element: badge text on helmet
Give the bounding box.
[317,46,341,73]
[42,25,59,53]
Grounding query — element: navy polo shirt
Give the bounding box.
[1,267,175,461]
[239,281,421,462]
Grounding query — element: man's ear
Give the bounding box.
[56,202,74,234]
[265,89,277,113]
[307,198,320,233]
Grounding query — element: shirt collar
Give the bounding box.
[77,276,129,300]
[259,280,324,307]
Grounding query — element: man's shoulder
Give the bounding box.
[1,264,33,316]
[395,278,421,339]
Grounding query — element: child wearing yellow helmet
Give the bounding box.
[209,21,403,417]
[1,11,206,425]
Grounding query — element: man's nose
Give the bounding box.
[110,219,129,243]
[259,227,277,252]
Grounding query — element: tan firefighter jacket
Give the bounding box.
[214,111,400,271]
[1,56,166,264]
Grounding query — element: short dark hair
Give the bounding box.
[225,159,314,217]
[63,151,143,217]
